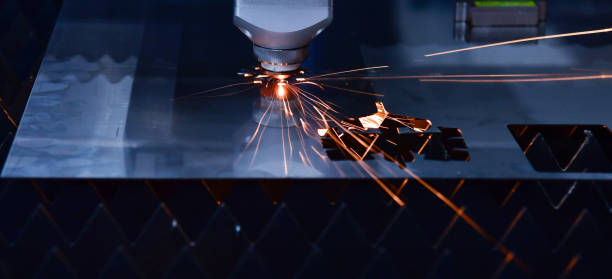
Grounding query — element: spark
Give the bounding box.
[399,165,530,271]
[198,64,538,274]
[425,27,612,57]
[560,255,581,279]
[433,206,465,249]
[314,100,530,271]
[307,65,389,79]
[293,81,325,90]
[188,85,257,98]
[448,179,465,200]
[360,134,380,160]
[280,105,289,175]
[497,207,526,248]
[396,165,530,272]
[245,101,273,149]
[0,98,17,128]
[173,81,256,100]
[500,181,521,207]
[248,91,522,270]
[491,252,516,279]
[554,209,586,253]
[394,178,409,195]
[311,145,327,160]
[236,93,273,166]
[420,74,612,83]
[298,151,308,166]
[309,73,578,81]
[194,68,529,272]
[320,83,384,97]
[248,105,273,167]
[315,104,405,205]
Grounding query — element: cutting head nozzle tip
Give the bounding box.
[253,45,308,73]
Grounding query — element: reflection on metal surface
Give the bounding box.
[5,0,612,184]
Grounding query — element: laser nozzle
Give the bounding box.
[234,0,333,72]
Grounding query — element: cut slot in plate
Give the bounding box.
[508,125,612,173]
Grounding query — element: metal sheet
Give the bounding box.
[3,0,612,179]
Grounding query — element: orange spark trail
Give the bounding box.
[215,74,531,272]
[307,65,389,79]
[293,81,325,90]
[0,98,17,128]
[280,106,288,176]
[561,255,581,279]
[360,134,380,160]
[321,83,385,97]
[173,81,255,100]
[193,85,257,98]
[244,101,274,167]
[310,145,327,160]
[334,119,530,271]
[420,74,611,83]
[433,206,465,249]
[295,83,526,270]
[498,207,526,247]
[425,27,612,57]
[318,110,405,206]
[400,167,531,272]
[309,73,577,81]
[245,101,273,149]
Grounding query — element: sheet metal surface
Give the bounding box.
[3,0,612,179]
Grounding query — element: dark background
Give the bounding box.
[0,0,612,278]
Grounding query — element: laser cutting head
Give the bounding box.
[234,0,333,72]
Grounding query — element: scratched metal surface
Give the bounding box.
[2,0,612,179]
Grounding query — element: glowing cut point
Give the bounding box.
[276,82,287,97]
[317,128,328,136]
[359,101,388,129]
[274,74,291,80]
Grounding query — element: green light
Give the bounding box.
[474,1,536,7]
